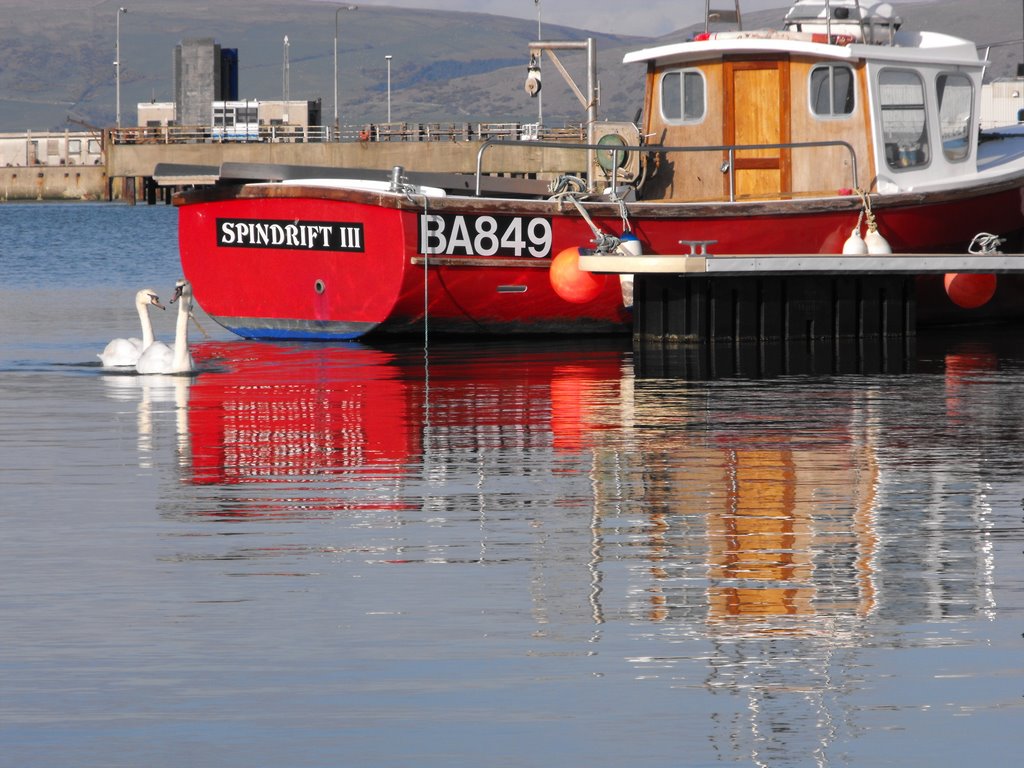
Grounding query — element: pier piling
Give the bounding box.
[633,274,915,344]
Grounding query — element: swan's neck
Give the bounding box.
[172,297,191,372]
[137,300,155,348]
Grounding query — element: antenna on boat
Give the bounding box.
[704,0,742,34]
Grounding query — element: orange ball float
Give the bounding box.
[943,272,997,309]
[549,247,608,304]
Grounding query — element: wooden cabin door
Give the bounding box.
[723,58,792,199]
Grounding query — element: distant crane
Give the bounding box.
[65,114,106,157]
[66,114,102,133]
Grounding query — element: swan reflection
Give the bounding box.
[102,371,191,468]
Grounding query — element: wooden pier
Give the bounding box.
[580,248,1024,344]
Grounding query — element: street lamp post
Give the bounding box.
[334,4,358,140]
[534,0,542,127]
[283,35,290,123]
[385,54,392,123]
[115,6,128,129]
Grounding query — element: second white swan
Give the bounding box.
[135,279,195,375]
[98,288,165,367]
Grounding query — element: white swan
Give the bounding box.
[98,288,166,367]
[135,279,195,375]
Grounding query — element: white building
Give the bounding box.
[980,78,1024,129]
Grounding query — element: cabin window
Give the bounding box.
[879,68,930,171]
[68,139,82,154]
[660,69,705,123]
[936,73,973,162]
[809,64,855,117]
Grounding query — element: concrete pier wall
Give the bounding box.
[1,138,588,202]
[107,139,587,184]
[0,166,108,201]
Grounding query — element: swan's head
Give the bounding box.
[136,288,165,310]
[170,279,192,308]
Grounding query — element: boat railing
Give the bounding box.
[475,137,860,201]
[782,0,901,45]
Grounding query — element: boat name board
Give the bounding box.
[217,218,364,252]
[419,214,552,258]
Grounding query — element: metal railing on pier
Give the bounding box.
[109,122,585,146]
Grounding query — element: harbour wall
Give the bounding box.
[0,166,108,201]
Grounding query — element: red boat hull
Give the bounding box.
[177,182,1024,340]
[178,193,631,340]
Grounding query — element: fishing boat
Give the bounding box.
[174,0,1024,341]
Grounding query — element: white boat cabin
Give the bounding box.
[624,0,986,201]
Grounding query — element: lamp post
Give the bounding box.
[534,0,542,127]
[283,35,290,123]
[385,54,392,123]
[334,4,358,140]
[115,6,128,129]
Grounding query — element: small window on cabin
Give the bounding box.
[660,69,705,123]
[88,139,101,154]
[810,64,855,117]
[936,73,973,162]
[879,69,930,171]
[68,139,82,154]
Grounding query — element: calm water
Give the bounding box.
[1,202,1023,767]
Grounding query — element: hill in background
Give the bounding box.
[0,0,1020,133]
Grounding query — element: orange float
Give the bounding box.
[943,272,997,309]
[548,247,608,304]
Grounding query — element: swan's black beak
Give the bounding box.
[148,293,166,310]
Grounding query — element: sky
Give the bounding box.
[351,0,937,38]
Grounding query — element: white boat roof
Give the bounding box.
[622,29,983,68]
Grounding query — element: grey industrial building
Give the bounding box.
[173,39,239,127]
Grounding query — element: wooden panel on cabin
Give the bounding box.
[788,57,872,195]
[734,68,782,153]
[724,58,791,200]
[642,62,725,202]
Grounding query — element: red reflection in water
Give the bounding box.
[184,340,627,488]
[944,345,999,420]
[187,342,417,485]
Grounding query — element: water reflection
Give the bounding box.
[113,332,1017,765]
[102,371,192,469]
[620,331,1010,764]
[125,333,1007,627]
[634,336,915,379]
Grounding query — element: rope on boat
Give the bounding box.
[396,173,432,427]
[968,232,1006,254]
[616,197,632,234]
[550,176,622,254]
[548,175,587,197]
[188,309,209,339]
[397,174,432,353]
[855,188,880,237]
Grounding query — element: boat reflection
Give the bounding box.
[186,341,418,486]
[162,333,1002,630]
[614,329,1005,762]
[126,331,1006,762]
